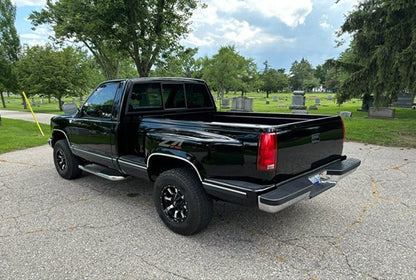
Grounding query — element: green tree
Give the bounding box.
[15,45,91,111]
[289,58,319,91]
[30,0,125,80]
[0,0,20,107]
[201,46,256,98]
[152,47,199,77]
[31,0,203,78]
[261,61,289,98]
[236,57,259,96]
[333,0,416,106]
[314,64,327,86]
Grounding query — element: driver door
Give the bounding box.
[67,81,122,167]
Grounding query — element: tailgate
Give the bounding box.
[274,115,344,180]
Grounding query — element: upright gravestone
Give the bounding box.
[273,96,278,102]
[289,90,307,110]
[221,98,230,109]
[393,92,413,108]
[315,98,321,105]
[231,96,253,112]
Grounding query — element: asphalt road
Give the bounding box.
[1,142,415,279]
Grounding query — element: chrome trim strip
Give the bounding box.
[204,179,273,193]
[202,182,247,197]
[147,153,202,181]
[51,129,70,146]
[118,159,147,170]
[72,147,113,161]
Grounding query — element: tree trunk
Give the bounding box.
[1,92,6,108]
[58,97,63,111]
[21,94,27,110]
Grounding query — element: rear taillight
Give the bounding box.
[257,132,278,171]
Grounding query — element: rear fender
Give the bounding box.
[146,150,204,182]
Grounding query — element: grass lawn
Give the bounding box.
[0,118,50,154]
[1,93,81,115]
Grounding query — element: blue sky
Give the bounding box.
[12,0,360,72]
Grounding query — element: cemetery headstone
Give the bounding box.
[368,107,395,119]
[221,98,230,109]
[392,92,413,108]
[289,90,307,111]
[339,111,352,117]
[231,97,253,112]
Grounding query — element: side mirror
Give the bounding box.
[62,103,79,115]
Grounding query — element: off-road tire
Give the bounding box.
[53,139,82,179]
[153,168,213,235]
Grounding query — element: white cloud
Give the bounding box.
[19,24,54,47]
[218,19,293,48]
[319,15,332,29]
[194,0,313,28]
[21,38,48,47]
[11,0,45,7]
[245,0,313,27]
[20,33,42,39]
[184,33,216,47]
[188,0,302,49]
[190,3,220,26]
[210,0,244,14]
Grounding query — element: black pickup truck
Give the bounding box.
[49,78,360,235]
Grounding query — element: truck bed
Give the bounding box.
[128,110,345,185]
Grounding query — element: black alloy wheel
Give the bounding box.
[153,168,213,235]
[160,184,188,223]
[53,139,82,179]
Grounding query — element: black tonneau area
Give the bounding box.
[135,110,344,184]
[145,110,320,126]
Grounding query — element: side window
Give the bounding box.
[162,84,186,109]
[185,83,213,108]
[83,82,119,118]
[127,83,162,112]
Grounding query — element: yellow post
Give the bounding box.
[22,91,45,137]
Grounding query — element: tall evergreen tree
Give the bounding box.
[333,0,416,106]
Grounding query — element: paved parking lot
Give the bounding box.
[1,142,415,279]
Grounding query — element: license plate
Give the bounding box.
[308,171,328,185]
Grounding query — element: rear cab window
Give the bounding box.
[126,80,214,112]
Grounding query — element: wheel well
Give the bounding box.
[147,155,202,182]
[51,130,68,147]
